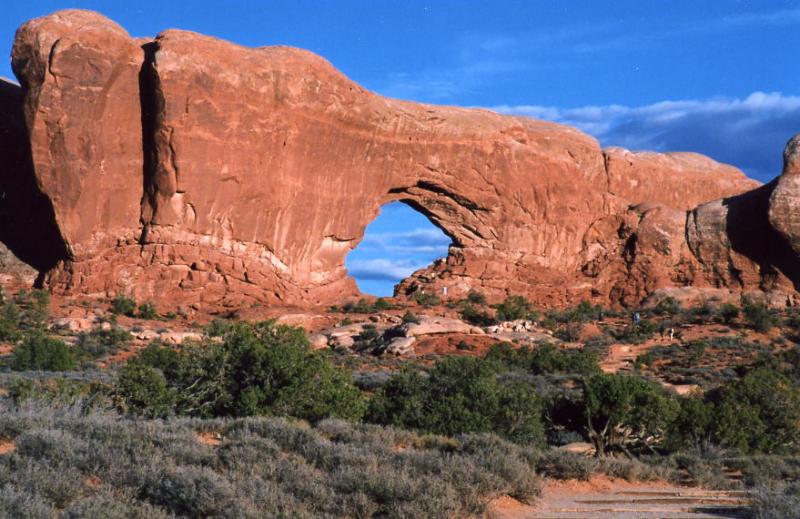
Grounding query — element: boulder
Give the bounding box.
[402,317,484,337]
[308,333,329,350]
[51,317,95,333]
[159,331,203,345]
[385,336,416,356]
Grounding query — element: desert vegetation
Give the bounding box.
[1,290,799,516]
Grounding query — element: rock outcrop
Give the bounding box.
[3,9,799,309]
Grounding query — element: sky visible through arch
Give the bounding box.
[346,202,451,296]
[2,1,799,293]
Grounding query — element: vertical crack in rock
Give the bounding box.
[138,40,160,238]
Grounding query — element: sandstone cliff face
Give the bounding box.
[11,10,145,260]
[3,10,798,308]
[0,78,65,273]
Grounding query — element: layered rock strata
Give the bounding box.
[4,9,799,308]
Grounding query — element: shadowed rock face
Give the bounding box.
[3,9,798,308]
[0,78,66,274]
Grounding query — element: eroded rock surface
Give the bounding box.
[4,9,800,308]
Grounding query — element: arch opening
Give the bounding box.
[345,201,452,296]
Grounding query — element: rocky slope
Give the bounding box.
[2,9,798,309]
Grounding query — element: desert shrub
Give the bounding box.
[484,342,600,376]
[535,450,596,480]
[0,302,21,342]
[110,293,137,317]
[401,311,420,324]
[137,341,181,375]
[367,356,545,445]
[339,298,394,313]
[62,493,174,519]
[609,319,658,344]
[413,291,440,307]
[684,301,714,324]
[460,303,497,326]
[652,296,681,316]
[116,362,176,418]
[665,395,715,452]
[707,369,800,454]
[140,465,239,518]
[0,486,53,519]
[554,322,583,342]
[8,377,109,408]
[373,298,393,311]
[743,299,777,333]
[0,400,548,517]
[137,302,159,320]
[120,321,366,422]
[75,326,130,360]
[10,332,75,371]
[466,289,487,305]
[495,295,537,322]
[205,318,235,338]
[720,303,740,324]
[549,300,604,323]
[14,289,50,332]
[581,373,678,456]
[750,483,800,519]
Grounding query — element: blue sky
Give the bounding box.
[3,1,799,295]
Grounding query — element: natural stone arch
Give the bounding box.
[344,200,452,296]
[13,10,790,311]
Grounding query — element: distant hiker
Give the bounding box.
[633,312,641,325]
[442,286,448,297]
[668,328,675,341]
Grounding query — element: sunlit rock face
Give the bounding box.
[6,9,800,309]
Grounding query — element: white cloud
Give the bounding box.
[493,92,800,182]
[346,258,428,281]
[360,228,451,252]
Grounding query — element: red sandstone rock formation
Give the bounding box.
[3,9,797,308]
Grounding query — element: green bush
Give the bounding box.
[116,362,176,418]
[460,303,497,326]
[110,294,137,317]
[719,303,740,324]
[466,289,487,305]
[609,319,658,344]
[413,291,440,307]
[484,342,600,376]
[137,341,181,375]
[549,300,603,323]
[652,297,681,316]
[495,295,537,322]
[708,369,800,454]
[75,326,131,360]
[743,300,777,333]
[8,377,109,408]
[367,356,545,445]
[401,311,420,324]
[0,300,21,341]
[581,373,678,456]
[373,298,392,311]
[137,302,159,320]
[10,332,75,371]
[119,321,366,422]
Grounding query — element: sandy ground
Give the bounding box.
[0,439,16,455]
[486,475,749,519]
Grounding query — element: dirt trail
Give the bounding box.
[487,476,750,518]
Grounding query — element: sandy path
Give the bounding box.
[487,476,749,518]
